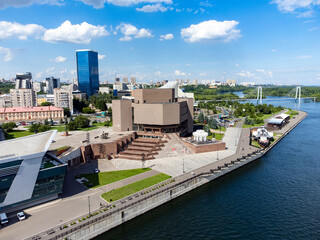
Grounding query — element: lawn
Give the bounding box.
[101,173,171,202]
[208,133,224,141]
[285,110,299,118]
[5,130,34,140]
[78,168,152,188]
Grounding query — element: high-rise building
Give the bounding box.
[33,82,43,93]
[15,72,32,89]
[10,89,37,107]
[76,49,99,97]
[123,77,128,83]
[193,79,198,85]
[131,77,136,84]
[54,88,73,113]
[46,77,60,94]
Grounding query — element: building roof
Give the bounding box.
[275,113,290,119]
[268,118,284,125]
[0,106,63,113]
[0,130,57,161]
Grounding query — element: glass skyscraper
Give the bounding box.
[76,49,99,97]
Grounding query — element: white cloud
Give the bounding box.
[35,72,43,79]
[98,54,106,60]
[155,70,161,76]
[199,72,207,76]
[175,69,186,76]
[256,69,273,77]
[295,55,312,59]
[46,67,55,75]
[0,21,45,40]
[0,47,13,62]
[159,33,174,41]
[54,56,67,63]
[136,3,167,12]
[43,20,109,44]
[77,0,172,8]
[271,49,277,52]
[308,27,319,31]
[0,0,63,9]
[70,69,76,75]
[117,23,153,41]
[181,20,241,43]
[272,0,320,12]
[237,71,254,78]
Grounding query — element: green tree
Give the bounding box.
[1,122,17,132]
[82,107,95,114]
[198,112,204,123]
[63,108,71,117]
[74,115,90,128]
[41,102,53,106]
[67,121,77,131]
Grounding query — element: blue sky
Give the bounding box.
[0,0,319,85]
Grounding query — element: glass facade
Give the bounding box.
[76,50,99,97]
[0,161,67,213]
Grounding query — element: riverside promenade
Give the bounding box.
[0,111,307,240]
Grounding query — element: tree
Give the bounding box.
[60,118,64,125]
[41,102,52,106]
[208,118,218,129]
[44,119,49,125]
[107,107,112,116]
[74,115,90,128]
[203,125,212,136]
[1,122,17,132]
[82,107,95,114]
[63,108,71,117]
[198,112,204,123]
[67,121,77,131]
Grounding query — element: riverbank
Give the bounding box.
[28,110,307,240]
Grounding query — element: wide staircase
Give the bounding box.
[115,137,167,161]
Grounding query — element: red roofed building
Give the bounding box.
[0,106,64,122]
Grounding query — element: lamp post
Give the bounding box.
[88,196,91,215]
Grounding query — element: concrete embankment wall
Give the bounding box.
[53,176,209,240]
[47,111,308,240]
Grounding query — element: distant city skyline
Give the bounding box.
[0,0,319,85]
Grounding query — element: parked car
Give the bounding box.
[94,168,100,173]
[17,211,26,221]
[0,213,8,225]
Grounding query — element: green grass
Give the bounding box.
[55,146,70,151]
[214,133,224,140]
[285,110,299,118]
[43,161,55,169]
[5,130,34,140]
[101,173,171,202]
[251,140,262,149]
[78,168,152,188]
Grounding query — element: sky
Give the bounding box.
[0,0,319,85]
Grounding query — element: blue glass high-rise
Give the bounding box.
[76,49,99,97]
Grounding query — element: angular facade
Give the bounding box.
[0,131,67,213]
[76,49,99,97]
[112,88,194,136]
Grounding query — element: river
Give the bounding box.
[95,98,320,240]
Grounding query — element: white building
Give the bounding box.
[54,88,73,113]
[10,89,37,107]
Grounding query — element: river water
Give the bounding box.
[96,98,320,240]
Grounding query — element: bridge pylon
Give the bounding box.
[257,87,262,105]
[295,86,301,102]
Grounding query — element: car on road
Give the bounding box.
[0,213,8,225]
[94,168,100,173]
[17,211,26,221]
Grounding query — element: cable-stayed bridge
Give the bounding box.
[195,86,316,105]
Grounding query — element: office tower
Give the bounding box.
[15,72,32,89]
[46,77,60,94]
[76,49,99,97]
[131,77,136,84]
[123,77,128,83]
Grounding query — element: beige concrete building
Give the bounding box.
[10,89,37,107]
[54,88,73,112]
[112,100,133,132]
[112,88,193,136]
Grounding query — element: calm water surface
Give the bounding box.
[96,99,320,240]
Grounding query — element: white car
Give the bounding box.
[17,211,26,221]
[94,168,100,173]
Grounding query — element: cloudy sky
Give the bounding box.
[0,0,319,85]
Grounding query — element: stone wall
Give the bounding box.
[182,140,226,153]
